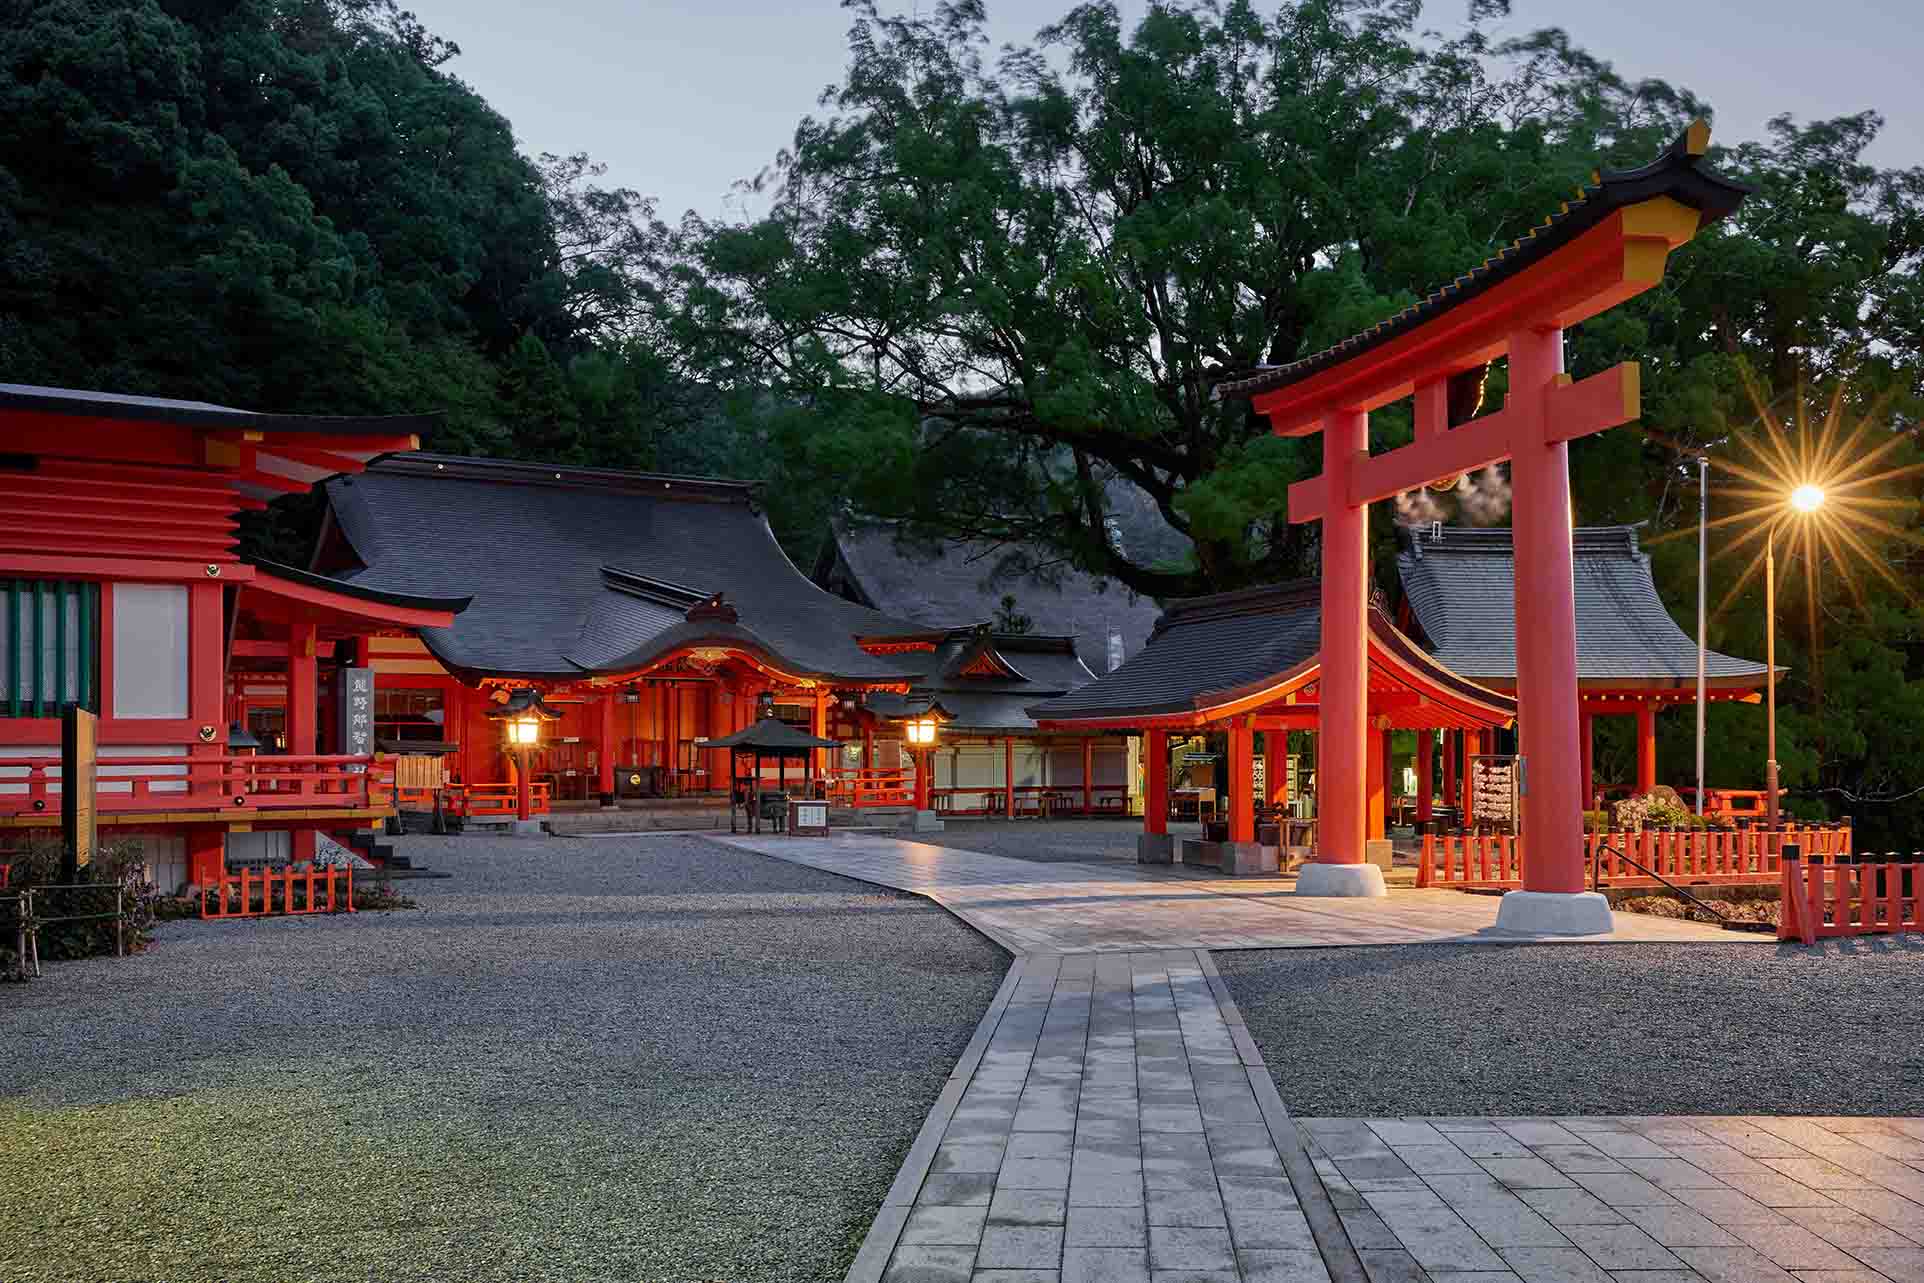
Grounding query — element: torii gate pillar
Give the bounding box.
[1496,327,1611,933]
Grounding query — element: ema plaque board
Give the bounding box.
[61,704,97,879]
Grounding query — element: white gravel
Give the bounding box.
[1215,940,1924,1117]
[1,834,1008,1283]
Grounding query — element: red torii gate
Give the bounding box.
[1218,123,1748,931]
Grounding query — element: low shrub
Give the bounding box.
[1,836,159,973]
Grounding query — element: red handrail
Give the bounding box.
[1417,824,1855,890]
[4,753,378,816]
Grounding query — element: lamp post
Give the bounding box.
[1766,483,1826,830]
[487,689,559,836]
[899,704,947,834]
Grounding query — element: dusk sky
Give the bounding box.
[407,0,1922,225]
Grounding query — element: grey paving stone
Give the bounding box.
[938,1141,1013,1174]
[1780,1204,1920,1247]
[1720,1219,1866,1270]
[1144,1271,1237,1283]
[1427,1172,1524,1206]
[1844,1248,1924,1282]
[1338,1154,1419,1181]
[1237,1248,1334,1282]
[1339,1208,1406,1250]
[1534,1145,1629,1174]
[1517,1188,1630,1226]
[1061,1246,1149,1283]
[1615,1205,1744,1246]
[1481,1157,1580,1190]
[1568,1172,1682,1207]
[1145,1188,1227,1228]
[1676,1185,1795,1224]
[1367,1120,1451,1147]
[1582,1131,1680,1161]
[886,1244,978,1283]
[990,1188,1069,1226]
[1395,1143,1490,1175]
[1147,1226,1237,1270]
[1822,1187,1924,1232]
[1754,1156,1882,1189]
[1454,1198,1575,1247]
[1668,1244,1800,1281]
[1713,1173,1844,1207]
[1065,1205,1147,1247]
[1451,1132,1538,1159]
[977,1225,1066,1270]
[1002,1158,1074,1190]
[1354,1249,1427,1282]
[1498,1121,1588,1147]
[970,1271,1059,1283]
[1231,1204,1317,1250]
[1220,1177,1301,1209]
[903,1203,994,1245]
[1558,1224,1685,1270]
[1374,1207,1507,1272]
[1142,1104,1207,1132]
[1009,1133,1074,1161]
[1657,1143,1773,1175]
[1497,1245,1614,1282]
[925,1174,1000,1206]
[1614,1159,1729,1190]
[1069,1170,1147,1208]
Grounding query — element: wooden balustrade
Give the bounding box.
[450,782,551,817]
[201,864,355,919]
[1781,856,1924,945]
[1418,823,1854,890]
[827,768,914,809]
[3,753,376,817]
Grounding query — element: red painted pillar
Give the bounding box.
[812,687,831,781]
[1416,729,1434,823]
[189,581,226,810]
[1144,730,1169,836]
[1635,702,1657,795]
[597,690,617,805]
[1316,407,1370,866]
[1229,717,1255,844]
[665,682,679,788]
[1265,731,1288,809]
[515,746,532,820]
[1081,737,1094,815]
[287,619,317,862]
[914,746,931,812]
[1579,709,1595,811]
[1508,325,1586,895]
[1442,729,1457,817]
[1366,727,1387,841]
[187,824,224,887]
[1003,737,1015,820]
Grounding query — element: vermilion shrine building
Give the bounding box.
[1396,523,1769,810]
[310,454,1121,818]
[0,384,466,889]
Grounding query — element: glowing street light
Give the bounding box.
[487,689,561,828]
[1789,484,1826,514]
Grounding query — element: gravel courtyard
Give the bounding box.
[917,816,1204,864]
[1217,939,1924,1117]
[0,835,1008,1283]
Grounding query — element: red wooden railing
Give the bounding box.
[449,782,551,818]
[200,864,355,919]
[3,754,377,817]
[1418,823,1854,890]
[827,768,914,809]
[1781,856,1924,945]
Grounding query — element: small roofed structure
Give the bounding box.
[705,712,841,833]
[1030,583,1514,871]
[1396,524,1769,805]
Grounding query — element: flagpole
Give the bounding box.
[1695,454,1707,816]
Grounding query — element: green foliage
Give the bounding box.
[1,836,157,969]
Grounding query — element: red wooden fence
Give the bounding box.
[1780,857,1924,945]
[201,865,355,920]
[1418,824,1853,890]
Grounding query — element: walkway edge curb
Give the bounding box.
[1196,949,1369,1283]
[844,953,1031,1283]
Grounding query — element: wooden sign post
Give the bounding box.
[61,704,98,881]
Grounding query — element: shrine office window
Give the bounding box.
[2,580,100,717]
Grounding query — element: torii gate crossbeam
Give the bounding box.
[1219,123,1749,932]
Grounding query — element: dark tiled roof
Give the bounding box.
[322,454,933,681]
[819,519,1170,670]
[706,718,841,752]
[246,559,471,614]
[1028,584,1323,720]
[1214,123,1751,402]
[0,381,438,436]
[1396,524,1767,685]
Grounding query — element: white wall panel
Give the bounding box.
[112,584,189,719]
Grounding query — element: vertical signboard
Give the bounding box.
[339,667,375,766]
[61,704,98,880]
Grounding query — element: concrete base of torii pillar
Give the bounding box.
[1494,889,1614,935]
[1295,861,1386,897]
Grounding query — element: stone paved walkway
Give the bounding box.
[713,833,1748,952]
[849,949,1346,1283]
[706,833,1914,1283]
[1306,1114,1924,1282]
